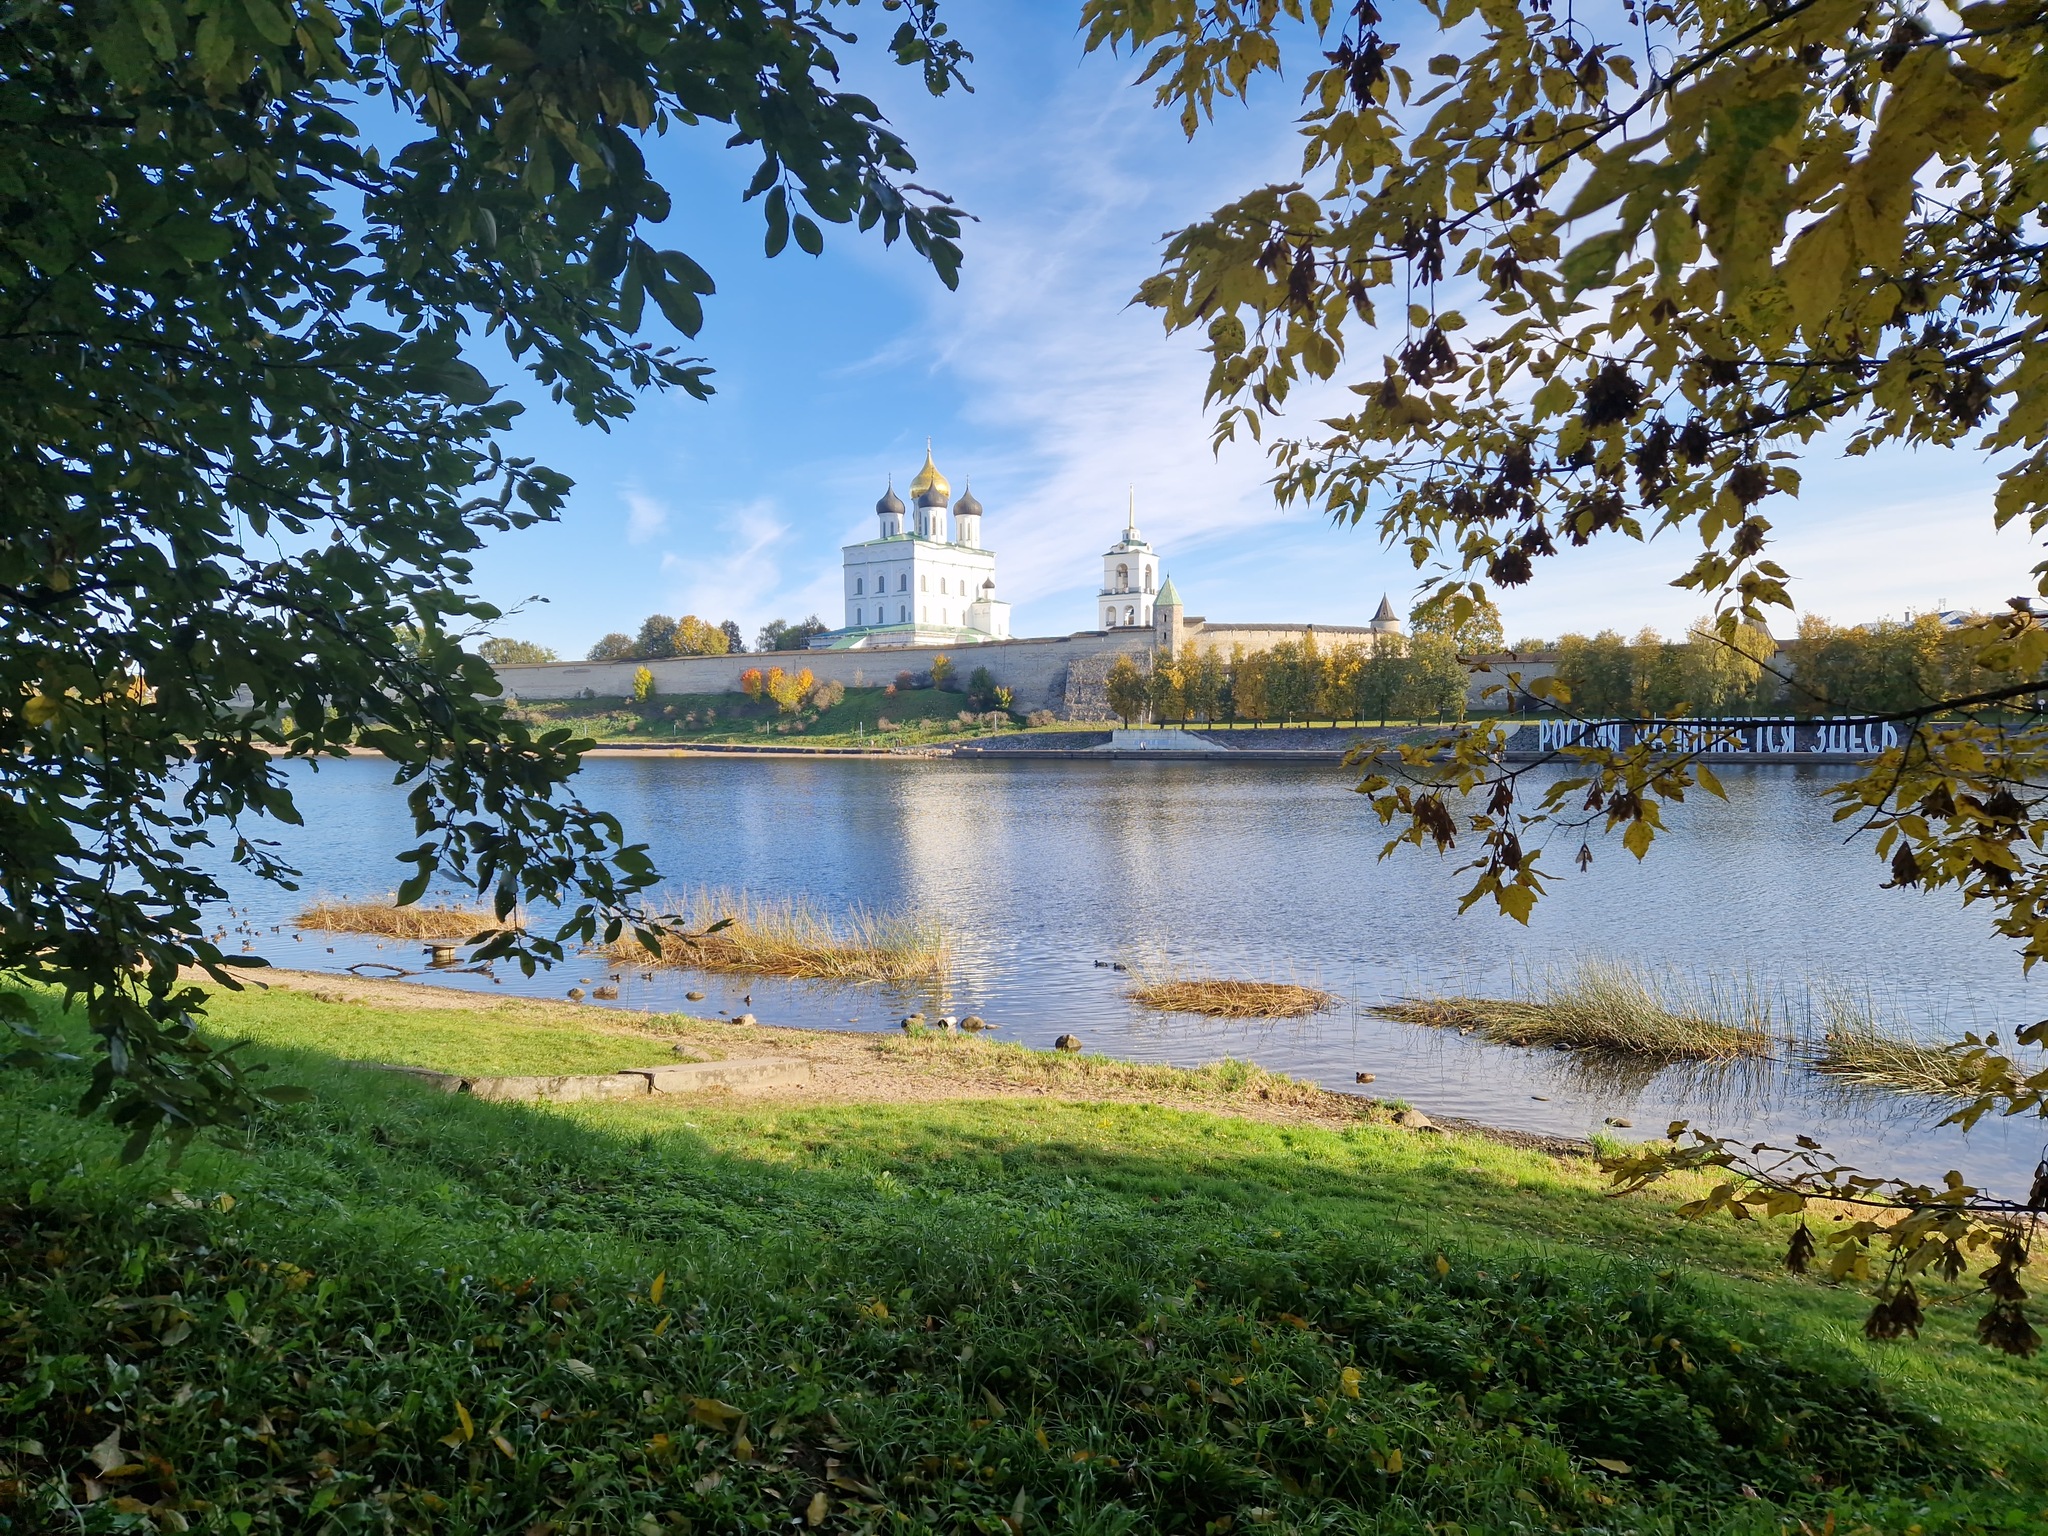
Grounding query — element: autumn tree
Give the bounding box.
[1413,590,1505,656]
[1,0,970,1150]
[1104,653,1149,726]
[1083,0,2048,1350]
[587,633,638,663]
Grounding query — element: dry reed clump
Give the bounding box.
[294,898,514,941]
[1129,978,1335,1019]
[1807,1026,1988,1095]
[603,888,946,984]
[1372,961,1770,1060]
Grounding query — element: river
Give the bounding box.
[213,753,2047,1196]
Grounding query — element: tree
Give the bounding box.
[1104,654,1148,726]
[1085,0,2048,1351]
[739,668,766,700]
[757,615,830,653]
[1412,592,1505,657]
[674,615,729,656]
[720,619,746,654]
[631,666,655,702]
[479,638,557,666]
[4,0,968,1152]
[1146,650,1185,723]
[634,614,681,659]
[930,653,956,690]
[587,633,637,663]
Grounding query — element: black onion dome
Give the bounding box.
[876,482,906,518]
[956,484,984,519]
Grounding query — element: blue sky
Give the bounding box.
[465,3,2034,658]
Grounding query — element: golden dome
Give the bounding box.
[907,443,950,505]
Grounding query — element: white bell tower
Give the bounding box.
[1098,492,1158,630]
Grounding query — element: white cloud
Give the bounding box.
[623,489,670,546]
[655,497,796,630]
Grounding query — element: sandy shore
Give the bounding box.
[242,967,1591,1156]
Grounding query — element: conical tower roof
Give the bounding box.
[1156,575,1183,608]
[1373,594,1397,622]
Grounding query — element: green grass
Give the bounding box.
[1373,960,1773,1060]
[4,983,2047,1534]
[193,982,697,1076]
[510,686,1022,748]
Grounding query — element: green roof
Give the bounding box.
[1155,575,1183,608]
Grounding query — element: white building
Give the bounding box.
[817,446,1012,649]
[1100,500,1159,630]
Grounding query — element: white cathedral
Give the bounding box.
[826,445,1012,649]
[822,446,1187,650]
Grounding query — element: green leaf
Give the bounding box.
[792,213,823,256]
[1561,229,1631,295]
[764,185,790,258]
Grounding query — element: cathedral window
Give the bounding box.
[855,576,864,594]
[1145,567,1153,592]
[921,574,928,592]
[899,572,907,591]
[1116,562,1128,591]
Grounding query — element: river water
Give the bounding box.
[215,753,2048,1196]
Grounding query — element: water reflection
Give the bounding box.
[208,754,2045,1196]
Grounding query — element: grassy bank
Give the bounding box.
[509,686,1026,749]
[3,981,2046,1533]
[1374,961,1772,1060]
[604,889,947,983]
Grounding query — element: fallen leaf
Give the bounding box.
[87,1429,124,1475]
[561,1358,598,1383]
[692,1472,722,1495]
[440,1401,474,1447]
[649,1271,666,1305]
[805,1490,828,1526]
[1339,1366,1363,1399]
[689,1398,743,1430]
[732,1431,754,1461]
[1591,1457,1632,1474]
[1434,1254,1450,1278]
[492,1433,515,1460]
[1034,1425,1050,1450]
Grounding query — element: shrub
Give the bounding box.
[631,666,655,701]
[1026,709,1057,727]
[810,678,846,710]
[967,664,997,707]
[930,653,955,689]
[739,668,765,699]
[993,685,1014,712]
[895,670,916,690]
[876,716,894,731]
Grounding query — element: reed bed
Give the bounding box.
[294,898,512,942]
[1372,960,1771,1060]
[602,888,947,984]
[1128,977,1335,1019]
[1807,1025,1988,1096]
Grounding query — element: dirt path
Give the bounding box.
[242,969,1589,1155]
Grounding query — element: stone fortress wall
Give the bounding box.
[493,626,1561,719]
[492,630,1157,718]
